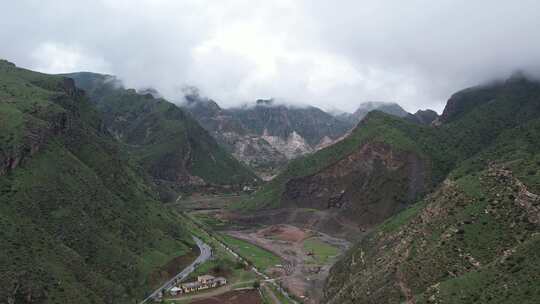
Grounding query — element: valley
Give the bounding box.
[5,2,540,303]
[2,55,540,304]
[166,194,351,304]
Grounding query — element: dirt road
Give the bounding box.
[226,224,350,304]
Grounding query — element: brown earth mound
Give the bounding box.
[256,224,310,242]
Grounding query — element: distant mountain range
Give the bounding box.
[182,93,353,178]
[336,101,439,125]
[183,94,437,178]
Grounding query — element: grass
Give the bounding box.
[177,212,258,283]
[65,71,259,195]
[192,213,230,229]
[418,235,540,304]
[303,238,340,264]
[0,60,198,304]
[219,234,282,271]
[241,77,540,213]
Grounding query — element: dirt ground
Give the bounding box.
[187,289,263,304]
[226,224,350,304]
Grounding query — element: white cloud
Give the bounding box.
[2,0,540,113]
[31,42,111,74]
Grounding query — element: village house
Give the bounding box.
[169,274,227,296]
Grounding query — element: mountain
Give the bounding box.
[322,76,540,303]
[336,101,409,124]
[0,60,196,303]
[65,72,259,198]
[236,112,433,236]
[352,101,409,120]
[183,94,354,178]
[410,109,439,125]
[232,74,540,302]
[337,102,439,126]
[231,98,353,150]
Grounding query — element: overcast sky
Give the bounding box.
[2,0,540,113]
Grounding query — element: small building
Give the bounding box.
[181,281,202,293]
[213,277,227,287]
[173,274,228,296]
[169,287,182,296]
[197,275,215,285]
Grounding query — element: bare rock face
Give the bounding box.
[261,130,313,159]
[282,141,429,228]
[183,94,354,178]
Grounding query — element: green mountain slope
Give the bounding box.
[0,60,195,304]
[65,72,258,199]
[323,76,540,303]
[242,75,540,212]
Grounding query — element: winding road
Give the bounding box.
[140,236,212,304]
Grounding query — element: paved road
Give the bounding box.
[140,236,212,304]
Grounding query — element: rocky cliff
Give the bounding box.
[184,94,354,178]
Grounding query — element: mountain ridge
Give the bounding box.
[322,75,540,303]
[65,72,259,198]
[0,60,196,303]
[182,93,355,178]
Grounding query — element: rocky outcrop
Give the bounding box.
[183,93,354,177]
[282,141,429,228]
[221,132,288,180]
[261,129,313,159]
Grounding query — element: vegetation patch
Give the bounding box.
[303,238,340,265]
[219,234,282,271]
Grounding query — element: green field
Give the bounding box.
[220,234,282,271]
[303,238,340,264]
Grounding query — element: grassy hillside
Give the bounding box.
[236,112,429,210]
[323,76,540,303]
[65,72,258,199]
[242,76,540,211]
[325,152,540,303]
[0,60,196,304]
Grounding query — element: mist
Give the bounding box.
[2,0,539,113]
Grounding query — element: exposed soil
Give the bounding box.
[281,142,429,231]
[257,224,309,242]
[187,289,263,304]
[226,224,350,304]
[224,207,364,240]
